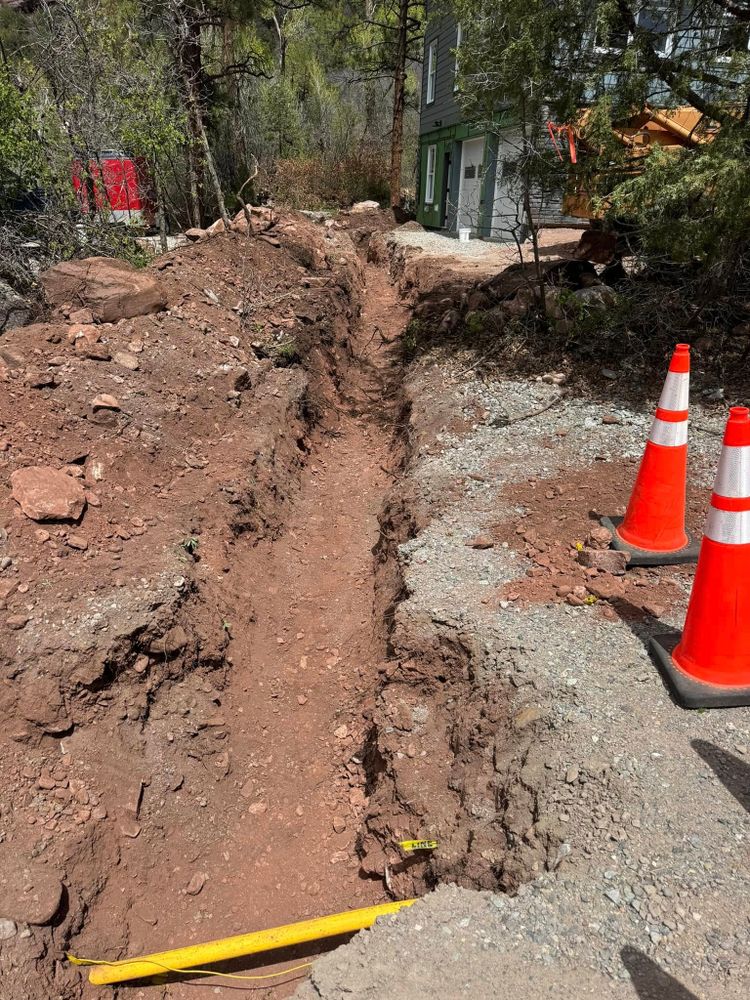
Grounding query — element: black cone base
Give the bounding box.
[650,633,750,709]
[600,516,699,567]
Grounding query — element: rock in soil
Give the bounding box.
[40,256,167,322]
[10,466,87,521]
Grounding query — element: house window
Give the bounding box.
[425,145,437,205]
[593,9,629,51]
[454,23,463,91]
[594,5,673,56]
[426,40,437,104]
[638,2,674,56]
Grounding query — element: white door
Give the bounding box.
[492,131,525,241]
[457,137,485,233]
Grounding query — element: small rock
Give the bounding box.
[466,533,494,550]
[113,351,140,371]
[605,888,622,905]
[25,370,56,389]
[6,615,29,630]
[585,526,613,550]
[0,918,16,940]
[185,873,206,896]
[642,602,665,618]
[334,724,349,739]
[350,200,380,213]
[91,393,121,411]
[69,307,94,325]
[148,625,188,657]
[0,852,64,924]
[565,767,579,784]
[602,413,622,425]
[566,585,589,606]
[577,547,629,575]
[248,801,267,816]
[66,535,88,551]
[297,694,308,705]
[513,706,542,730]
[332,816,347,834]
[119,819,141,838]
[586,576,626,601]
[240,780,254,799]
[133,655,149,674]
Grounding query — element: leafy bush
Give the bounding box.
[262,146,390,209]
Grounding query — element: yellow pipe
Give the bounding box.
[74,899,417,986]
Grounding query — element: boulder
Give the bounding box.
[40,257,167,322]
[205,218,227,236]
[11,466,87,522]
[350,200,380,213]
[0,279,32,332]
[572,284,617,311]
[0,850,64,925]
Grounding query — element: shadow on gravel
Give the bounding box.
[621,946,700,999]
[606,599,685,706]
[692,739,750,816]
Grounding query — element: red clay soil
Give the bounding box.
[0,216,410,999]
[491,460,708,618]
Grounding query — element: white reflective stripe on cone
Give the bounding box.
[648,417,688,447]
[713,445,750,499]
[705,507,750,545]
[658,371,689,412]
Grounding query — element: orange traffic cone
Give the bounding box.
[601,344,698,565]
[651,406,750,708]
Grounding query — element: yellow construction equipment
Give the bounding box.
[562,106,719,219]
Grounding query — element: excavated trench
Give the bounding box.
[4,231,555,1000]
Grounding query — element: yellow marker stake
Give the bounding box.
[70,900,417,986]
[399,840,437,852]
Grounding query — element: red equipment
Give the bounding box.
[72,151,154,225]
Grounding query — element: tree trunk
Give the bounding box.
[519,101,547,323]
[389,0,409,209]
[185,135,202,227]
[155,169,168,253]
[222,18,237,103]
[175,6,206,226]
[194,97,230,227]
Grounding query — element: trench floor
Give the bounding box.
[158,264,410,998]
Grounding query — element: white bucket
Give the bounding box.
[458,227,471,243]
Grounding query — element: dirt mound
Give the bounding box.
[0,212,366,997]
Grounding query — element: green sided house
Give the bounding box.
[416,2,579,240]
